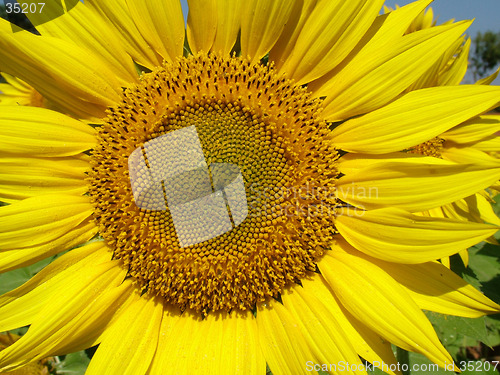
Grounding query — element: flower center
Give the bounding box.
[88,54,339,313]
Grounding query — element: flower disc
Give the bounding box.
[88,54,339,313]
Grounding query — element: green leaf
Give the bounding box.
[56,351,90,375]
[426,312,492,347]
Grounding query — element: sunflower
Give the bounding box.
[1,1,500,374]
[381,5,500,267]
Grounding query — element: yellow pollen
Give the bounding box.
[408,137,445,158]
[88,53,339,313]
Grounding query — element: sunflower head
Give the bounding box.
[88,53,339,313]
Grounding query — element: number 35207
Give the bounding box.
[5,2,45,14]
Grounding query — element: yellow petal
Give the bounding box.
[187,0,217,53]
[269,0,317,71]
[476,66,500,85]
[335,237,500,318]
[0,264,127,372]
[17,0,138,84]
[215,310,265,375]
[310,0,433,94]
[240,0,296,64]
[144,306,182,374]
[441,194,500,226]
[150,308,264,375]
[459,249,470,267]
[318,21,472,121]
[277,0,384,85]
[441,115,500,144]
[0,107,95,157]
[86,294,163,375]
[0,242,111,332]
[303,272,400,374]
[320,252,453,367]
[0,195,92,249]
[335,207,498,263]
[282,286,366,375]
[211,0,243,55]
[86,0,160,68]
[257,300,317,375]
[379,260,500,318]
[0,20,120,121]
[0,220,97,273]
[331,85,500,154]
[0,74,32,105]
[470,136,500,152]
[441,147,500,166]
[127,0,185,63]
[407,36,468,91]
[336,154,500,212]
[438,37,471,86]
[0,156,88,203]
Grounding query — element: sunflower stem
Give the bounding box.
[396,347,410,375]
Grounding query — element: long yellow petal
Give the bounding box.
[86,294,163,375]
[282,286,365,375]
[310,0,433,93]
[331,86,500,154]
[257,300,317,375]
[86,0,160,68]
[240,0,296,64]
[127,0,185,63]
[320,253,453,368]
[0,263,127,372]
[441,147,500,166]
[211,0,243,55]
[277,0,384,85]
[407,36,469,91]
[216,310,265,375]
[470,136,500,152]
[0,20,120,121]
[335,207,498,263]
[318,21,472,121]
[334,238,500,318]
[0,156,88,203]
[187,0,217,53]
[477,66,500,85]
[144,305,182,375]
[0,220,97,273]
[438,37,471,86]
[336,154,500,212]
[0,242,111,332]
[149,308,264,375]
[17,0,138,84]
[0,106,95,157]
[0,195,92,249]
[380,261,500,318]
[0,242,109,307]
[302,274,400,375]
[441,115,500,144]
[269,0,317,71]
[441,194,500,226]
